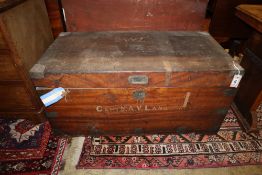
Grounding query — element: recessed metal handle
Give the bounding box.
[128,75,148,85]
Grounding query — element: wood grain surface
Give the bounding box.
[236,4,262,33]
[61,0,209,32]
[1,0,53,71]
[0,0,26,12]
[0,0,52,123]
[40,87,234,135]
[44,0,65,38]
[32,72,235,89]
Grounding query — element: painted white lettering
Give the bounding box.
[96,106,103,112]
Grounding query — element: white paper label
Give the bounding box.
[230,75,242,88]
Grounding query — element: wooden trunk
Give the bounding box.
[30,31,243,135]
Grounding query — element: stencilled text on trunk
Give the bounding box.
[96,92,191,113]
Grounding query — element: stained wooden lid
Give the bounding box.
[0,0,26,12]
[31,31,242,76]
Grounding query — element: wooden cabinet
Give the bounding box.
[234,5,262,132]
[208,0,261,43]
[0,0,53,122]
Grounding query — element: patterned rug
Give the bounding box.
[77,108,262,169]
[0,135,67,175]
[0,119,51,162]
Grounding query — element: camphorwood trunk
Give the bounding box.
[30,31,243,135]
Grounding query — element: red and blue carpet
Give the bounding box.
[0,119,51,162]
[0,119,67,175]
[0,135,67,175]
[77,108,262,169]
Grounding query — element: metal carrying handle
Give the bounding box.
[128,75,148,85]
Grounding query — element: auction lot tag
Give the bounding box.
[230,75,242,88]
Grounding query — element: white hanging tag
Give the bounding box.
[230,74,242,88]
[230,60,243,88]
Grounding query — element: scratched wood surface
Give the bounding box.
[31,32,238,74]
[31,31,242,135]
